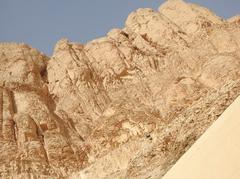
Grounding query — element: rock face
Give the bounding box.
[0,0,240,178]
[162,95,240,179]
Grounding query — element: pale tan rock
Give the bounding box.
[125,8,189,48]
[159,0,222,34]
[162,93,240,179]
[47,39,111,146]
[227,15,240,24]
[199,55,240,89]
[0,0,240,178]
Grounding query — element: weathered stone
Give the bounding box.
[1,0,240,178]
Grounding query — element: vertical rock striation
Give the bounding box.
[0,0,240,178]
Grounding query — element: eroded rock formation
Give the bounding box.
[0,0,240,178]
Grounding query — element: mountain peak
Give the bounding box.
[1,1,240,179]
[159,0,222,34]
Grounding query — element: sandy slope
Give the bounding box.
[163,95,240,179]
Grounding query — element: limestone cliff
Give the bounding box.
[0,0,240,178]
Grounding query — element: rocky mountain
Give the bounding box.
[0,0,240,178]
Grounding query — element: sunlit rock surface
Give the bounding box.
[0,0,240,178]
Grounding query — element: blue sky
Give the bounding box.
[0,0,239,55]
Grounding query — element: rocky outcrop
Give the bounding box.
[0,0,240,178]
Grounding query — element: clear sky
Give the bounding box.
[0,0,239,55]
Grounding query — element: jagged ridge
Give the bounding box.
[0,0,240,178]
